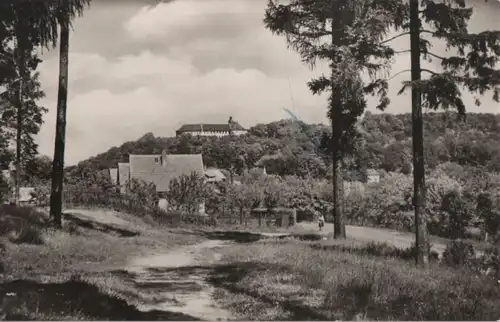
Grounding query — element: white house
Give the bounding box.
[366,169,380,184]
[175,117,247,137]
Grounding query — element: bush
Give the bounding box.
[476,192,500,242]
[0,173,12,203]
[359,172,413,230]
[127,178,157,211]
[165,171,206,213]
[0,205,47,244]
[436,190,471,239]
[442,240,477,270]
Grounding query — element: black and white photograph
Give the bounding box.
[1,0,500,320]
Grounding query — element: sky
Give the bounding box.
[35,0,500,165]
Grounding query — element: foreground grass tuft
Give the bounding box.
[0,207,206,320]
[212,240,500,320]
[0,276,200,320]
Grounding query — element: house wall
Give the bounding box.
[367,175,380,184]
[180,130,248,137]
[156,197,206,216]
[117,163,130,194]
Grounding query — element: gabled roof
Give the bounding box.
[129,154,204,192]
[176,122,246,133]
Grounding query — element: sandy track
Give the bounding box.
[125,240,232,321]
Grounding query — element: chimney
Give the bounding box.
[228,116,234,135]
[161,149,167,167]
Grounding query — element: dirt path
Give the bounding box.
[295,222,448,255]
[124,240,233,321]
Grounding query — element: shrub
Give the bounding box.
[33,183,50,207]
[426,169,464,233]
[361,172,413,230]
[437,190,471,239]
[263,179,281,210]
[441,240,477,270]
[0,205,47,244]
[0,173,12,203]
[226,182,263,224]
[480,243,500,278]
[476,192,500,242]
[165,171,206,213]
[126,178,157,211]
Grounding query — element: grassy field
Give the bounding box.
[0,206,205,320]
[1,205,497,320]
[210,238,500,321]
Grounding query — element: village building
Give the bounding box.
[109,168,118,185]
[116,151,206,215]
[205,168,226,183]
[117,162,130,194]
[175,116,247,137]
[366,169,380,184]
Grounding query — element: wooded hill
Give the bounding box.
[71,111,500,180]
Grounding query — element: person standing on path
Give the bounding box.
[318,213,325,232]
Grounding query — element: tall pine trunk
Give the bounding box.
[49,11,69,228]
[15,83,22,206]
[410,0,429,267]
[14,27,25,206]
[332,144,346,238]
[330,2,346,239]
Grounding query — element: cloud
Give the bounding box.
[124,0,261,43]
[36,0,500,165]
[37,48,327,165]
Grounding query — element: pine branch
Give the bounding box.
[426,52,445,60]
[420,29,437,37]
[421,69,438,76]
[388,69,411,80]
[380,32,410,45]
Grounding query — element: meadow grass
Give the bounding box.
[212,239,500,321]
[0,206,204,320]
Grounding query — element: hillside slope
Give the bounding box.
[71,112,500,180]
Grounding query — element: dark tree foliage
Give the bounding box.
[391,0,500,114]
[383,0,500,267]
[263,0,405,238]
[0,2,48,204]
[68,112,500,180]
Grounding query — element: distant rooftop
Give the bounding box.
[176,122,246,133]
[129,153,204,192]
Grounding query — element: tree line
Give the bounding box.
[0,0,91,227]
[263,0,500,267]
[1,0,500,268]
[72,111,500,179]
